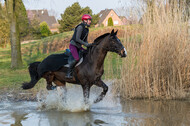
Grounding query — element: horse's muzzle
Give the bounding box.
[120,47,127,58]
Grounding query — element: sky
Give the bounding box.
[22,0,132,19]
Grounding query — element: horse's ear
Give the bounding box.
[114,30,118,35]
[111,29,114,36]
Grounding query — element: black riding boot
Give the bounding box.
[65,59,78,79]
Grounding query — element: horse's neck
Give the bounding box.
[88,41,108,69]
[95,48,107,69]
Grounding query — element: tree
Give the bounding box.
[16,0,29,39]
[0,3,10,48]
[59,2,81,32]
[108,17,114,26]
[58,2,99,32]
[0,0,28,48]
[0,3,2,14]
[40,21,51,37]
[91,14,100,26]
[5,0,23,68]
[29,18,41,39]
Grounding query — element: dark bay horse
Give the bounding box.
[22,29,127,103]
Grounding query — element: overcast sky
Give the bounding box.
[0,0,139,19]
[22,0,132,18]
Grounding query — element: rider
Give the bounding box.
[65,14,92,79]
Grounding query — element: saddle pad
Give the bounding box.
[64,57,83,67]
[37,53,69,77]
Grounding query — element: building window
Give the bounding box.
[106,21,108,25]
[111,13,113,16]
[114,20,118,25]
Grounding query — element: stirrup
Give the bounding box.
[65,68,73,79]
[65,70,73,79]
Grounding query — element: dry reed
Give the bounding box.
[113,0,190,100]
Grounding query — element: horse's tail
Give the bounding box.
[22,62,41,90]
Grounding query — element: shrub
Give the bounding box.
[40,21,51,37]
[108,17,113,26]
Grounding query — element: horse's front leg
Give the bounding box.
[82,84,90,104]
[94,80,108,103]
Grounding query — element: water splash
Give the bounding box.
[37,85,94,112]
[36,81,119,112]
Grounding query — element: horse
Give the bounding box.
[22,29,127,104]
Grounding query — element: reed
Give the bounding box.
[112,0,190,99]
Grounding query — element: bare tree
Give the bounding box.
[5,0,22,68]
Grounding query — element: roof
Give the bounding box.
[119,16,127,20]
[98,9,112,24]
[27,9,57,28]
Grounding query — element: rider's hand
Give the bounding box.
[84,43,93,47]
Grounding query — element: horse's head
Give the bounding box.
[107,29,127,58]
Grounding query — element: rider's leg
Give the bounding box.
[79,47,87,57]
[70,44,80,61]
[65,44,79,79]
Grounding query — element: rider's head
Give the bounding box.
[82,14,92,27]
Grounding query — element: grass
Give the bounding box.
[103,52,123,79]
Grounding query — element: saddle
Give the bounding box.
[37,49,86,76]
[63,49,84,67]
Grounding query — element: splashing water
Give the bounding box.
[36,81,118,112]
[37,85,95,112]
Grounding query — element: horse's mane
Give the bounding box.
[87,32,110,54]
[93,33,110,44]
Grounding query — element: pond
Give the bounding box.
[0,85,189,126]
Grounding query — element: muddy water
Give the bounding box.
[0,85,189,126]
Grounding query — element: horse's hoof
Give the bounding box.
[51,86,57,90]
[94,100,99,104]
[94,96,104,103]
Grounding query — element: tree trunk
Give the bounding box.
[6,0,22,68]
[10,11,22,68]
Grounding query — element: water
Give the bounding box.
[0,85,189,126]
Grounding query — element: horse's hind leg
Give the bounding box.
[43,72,55,90]
[94,80,108,103]
[53,79,67,93]
[53,79,67,102]
[53,79,66,87]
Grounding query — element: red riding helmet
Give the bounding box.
[82,14,92,21]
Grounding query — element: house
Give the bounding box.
[97,9,126,27]
[119,16,129,25]
[27,9,59,33]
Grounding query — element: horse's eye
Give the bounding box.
[109,37,114,40]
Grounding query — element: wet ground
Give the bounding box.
[0,85,189,126]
